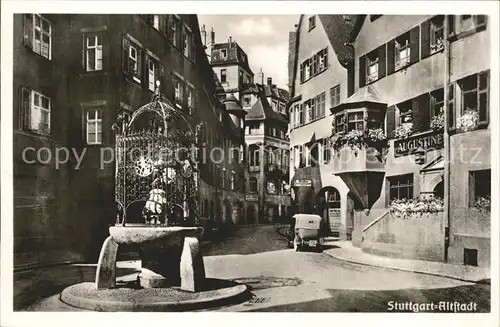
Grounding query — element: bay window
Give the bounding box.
[335,114,346,133]
[348,111,364,131]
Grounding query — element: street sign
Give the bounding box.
[294,179,312,187]
[245,194,259,202]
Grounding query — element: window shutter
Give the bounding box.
[81,34,86,71]
[122,37,130,74]
[136,49,142,79]
[143,53,149,86]
[387,39,395,74]
[447,15,455,37]
[386,105,396,137]
[19,87,31,130]
[378,44,386,79]
[421,19,431,59]
[447,83,455,129]
[359,55,366,87]
[412,93,430,132]
[409,26,420,64]
[23,14,33,49]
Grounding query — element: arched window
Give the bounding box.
[249,177,258,193]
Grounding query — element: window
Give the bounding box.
[169,16,180,47]
[250,146,260,166]
[397,99,413,125]
[308,16,316,31]
[122,37,142,82]
[187,87,195,115]
[173,76,183,108]
[366,51,379,83]
[299,104,305,125]
[348,111,364,131]
[307,143,319,167]
[335,114,346,133]
[230,172,235,190]
[306,99,315,122]
[317,48,328,72]
[455,15,486,34]
[431,88,444,118]
[395,32,411,70]
[183,26,195,60]
[249,177,258,193]
[23,14,52,60]
[430,15,444,52]
[19,88,51,135]
[85,34,103,71]
[243,95,251,107]
[459,71,489,124]
[86,108,102,145]
[330,85,341,108]
[221,49,227,58]
[322,138,331,164]
[147,58,156,91]
[153,15,160,30]
[220,69,227,83]
[469,169,491,207]
[316,92,326,118]
[279,102,285,114]
[295,145,305,168]
[389,174,414,201]
[300,48,328,83]
[272,100,278,112]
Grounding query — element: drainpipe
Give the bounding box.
[443,16,451,262]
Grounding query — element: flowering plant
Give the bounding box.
[330,128,387,157]
[430,38,445,53]
[395,57,410,71]
[472,195,491,214]
[394,122,413,139]
[457,109,479,132]
[430,112,445,131]
[390,196,444,219]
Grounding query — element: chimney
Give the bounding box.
[259,68,264,85]
[228,36,232,48]
[267,77,272,86]
[210,27,215,50]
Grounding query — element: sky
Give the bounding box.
[198,15,300,90]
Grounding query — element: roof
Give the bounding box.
[245,97,288,124]
[241,83,290,102]
[224,94,247,117]
[210,41,253,75]
[331,85,387,112]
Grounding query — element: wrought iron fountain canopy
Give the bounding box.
[114,81,203,227]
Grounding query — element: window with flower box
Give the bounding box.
[469,169,490,208]
[397,100,413,125]
[19,87,51,135]
[23,14,52,60]
[421,15,445,59]
[348,111,364,131]
[388,174,414,201]
[386,26,419,75]
[359,45,386,87]
[459,71,489,125]
[395,33,411,70]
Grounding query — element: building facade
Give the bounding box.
[13,14,246,267]
[208,37,291,224]
[289,14,491,267]
[288,15,357,237]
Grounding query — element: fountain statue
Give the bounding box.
[59,82,248,311]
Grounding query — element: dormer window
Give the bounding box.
[243,95,251,107]
[221,49,227,58]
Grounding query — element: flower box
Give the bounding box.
[394,122,413,139]
[457,109,479,132]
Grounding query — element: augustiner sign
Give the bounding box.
[394,130,444,157]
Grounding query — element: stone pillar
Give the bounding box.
[95,236,119,290]
[180,237,206,292]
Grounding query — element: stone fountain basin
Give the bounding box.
[109,225,203,245]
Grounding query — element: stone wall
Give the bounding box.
[361,211,445,262]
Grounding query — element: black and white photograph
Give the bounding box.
[1,1,499,326]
